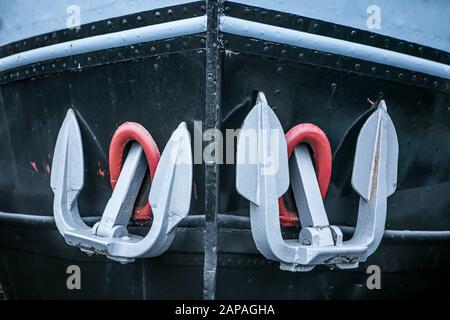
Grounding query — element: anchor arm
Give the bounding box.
[346,100,399,257]
[50,109,90,237]
[237,92,301,263]
[109,122,193,258]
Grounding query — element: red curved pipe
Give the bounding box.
[109,122,160,221]
[279,123,332,227]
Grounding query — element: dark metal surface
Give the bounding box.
[0,45,206,216]
[1,213,449,298]
[219,52,450,231]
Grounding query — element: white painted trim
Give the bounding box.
[0,16,207,73]
[220,16,450,80]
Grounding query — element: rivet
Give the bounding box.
[371,66,377,73]
[153,63,159,71]
[168,9,173,15]
[411,75,417,81]
[155,11,161,18]
[277,66,283,73]
[275,14,282,20]
[244,8,250,14]
[136,15,142,22]
[398,73,404,79]
[261,11,267,17]
[299,53,304,59]
[263,46,269,52]
[355,63,360,70]
[122,18,127,25]
[351,30,356,37]
[183,7,188,13]
[91,25,96,31]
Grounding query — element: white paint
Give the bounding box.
[220,16,450,80]
[0,16,207,73]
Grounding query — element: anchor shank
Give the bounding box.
[96,142,147,237]
[290,145,330,227]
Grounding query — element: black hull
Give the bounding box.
[0,1,449,299]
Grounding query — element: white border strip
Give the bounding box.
[220,16,450,80]
[0,16,207,73]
